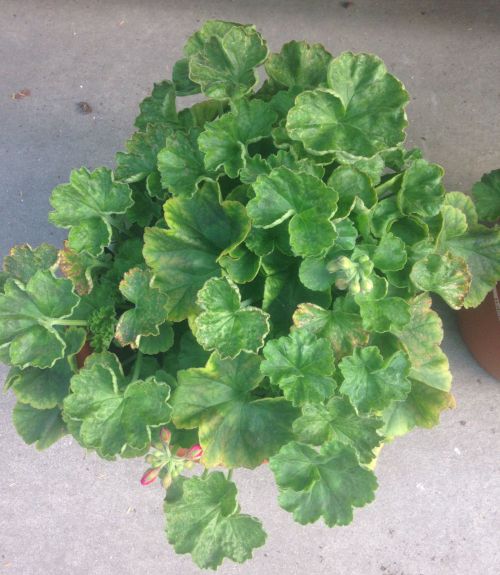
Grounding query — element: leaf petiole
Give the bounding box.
[130,351,143,382]
[49,319,88,327]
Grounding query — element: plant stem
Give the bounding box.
[50,319,88,327]
[201,468,209,479]
[227,469,233,481]
[131,351,143,381]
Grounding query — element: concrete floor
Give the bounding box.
[1,1,499,573]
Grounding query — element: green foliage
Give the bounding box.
[3,19,500,570]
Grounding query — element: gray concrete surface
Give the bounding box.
[1,1,499,573]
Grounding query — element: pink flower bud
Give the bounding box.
[160,427,171,444]
[140,467,160,486]
[186,444,203,460]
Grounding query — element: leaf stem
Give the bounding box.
[131,351,143,381]
[50,319,88,327]
[227,469,233,481]
[201,468,209,479]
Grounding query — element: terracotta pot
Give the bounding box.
[457,283,500,381]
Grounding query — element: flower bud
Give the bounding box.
[360,277,373,292]
[350,280,361,294]
[140,467,160,486]
[186,444,203,460]
[335,278,349,290]
[160,427,171,444]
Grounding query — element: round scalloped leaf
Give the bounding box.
[194,277,270,358]
[134,80,177,129]
[138,322,174,355]
[183,20,248,57]
[164,472,266,570]
[339,347,411,413]
[397,159,445,218]
[390,294,451,391]
[13,403,67,450]
[49,167,133,256]
[262,253,332,337]
[0,271,80,369]
[172,352,298,468]
[286,53,409,157]
[143,181,250,321]
[57,241,110,296]
[293,297,369,361]
[293,397,384,464]
[443,191,478,228]
[115,123,171,184]
[188,25,268,100]
[219,245,261,284]
[410,252,471,309]
[247,166,338,258]
[265,40,332,90]
[3,243,58,285]
[172,58,201,96]
[198,99,277,178]
[443,224,500,308]
[7,327,86,409]
[270,441,377,527]
[63,359,172,458]
[471,169,500,222]
[327,165,377,217]
[356,295,411,333]
[382,379,455,438]
[261,329,336,406]
[115,268,169,348]
[158,128,214,197]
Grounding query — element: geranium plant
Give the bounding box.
[2,20,500,570]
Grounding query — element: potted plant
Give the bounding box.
[457,169,500,380]
[2,20,499,570]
